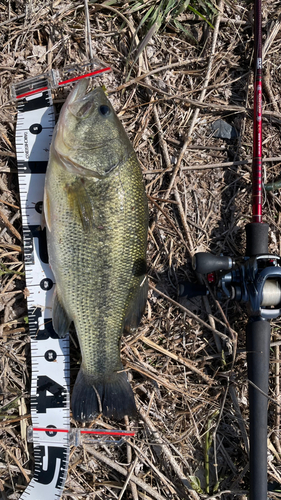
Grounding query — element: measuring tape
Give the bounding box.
[13,64,135,500]
[14,76,70,500]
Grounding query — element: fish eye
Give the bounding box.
[99,105,111,116]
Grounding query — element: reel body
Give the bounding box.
[189,252,281,319]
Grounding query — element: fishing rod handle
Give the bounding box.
[192,253,232,274]
[246,221,270,499]
[246,318,270,500]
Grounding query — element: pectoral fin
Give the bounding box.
[66,178,94,231]
[52,288,71,338]
[124,276,148,334]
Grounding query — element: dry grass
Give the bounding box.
[1,0,281,499]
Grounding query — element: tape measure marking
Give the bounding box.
[16,85,70,500]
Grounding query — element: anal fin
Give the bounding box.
[52,287,71,338]
[124,275,148,335]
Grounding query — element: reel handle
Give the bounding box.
[192,252,232,274]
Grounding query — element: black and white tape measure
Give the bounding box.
[15,78,70,500]
[13,67,135,500]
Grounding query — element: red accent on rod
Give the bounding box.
[252,0,263,223]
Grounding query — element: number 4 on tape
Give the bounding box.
[15,78,70,500]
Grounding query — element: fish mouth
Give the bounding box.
[59,81,109,126]
[55,82,122,177]
[68,85,109,119]
[58,83,119,150]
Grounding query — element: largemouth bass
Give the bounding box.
[44,80,148,421]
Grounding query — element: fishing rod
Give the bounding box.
[180,0,281,497]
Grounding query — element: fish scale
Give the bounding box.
[44,82,148,421]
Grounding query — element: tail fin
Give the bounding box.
[71,367,136,422]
